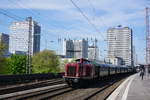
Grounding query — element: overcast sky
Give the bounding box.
[0,0,150,64]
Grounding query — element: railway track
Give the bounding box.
[83,78,125,100]
[0,78,64,95]
[2,84,73,100]
[1,74,131,100]
[14,85,75,100]
[48,74,129,100]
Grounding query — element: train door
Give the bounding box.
[78,63,83,77]
[86,65,92,77]
[94,65,99,78]
[108,67,110,76]
[91,64,95,79]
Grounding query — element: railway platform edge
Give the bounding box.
[107,73,150,100]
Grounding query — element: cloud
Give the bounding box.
[0,0,71,10]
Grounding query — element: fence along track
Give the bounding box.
[0,73,63,86]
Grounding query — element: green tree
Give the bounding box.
[59,59,69,72]
[0,57,8,74]
[0,41,8,74]
[8,55,26,74]
[32,50,60,73]
[0,41,6,56]
[70,58,76,62]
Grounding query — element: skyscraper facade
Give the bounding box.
[0,33,9,56]
[74,39,88,58]
[9,17,41,55]
[63,39,88,58]
[63,39,74,58]
[88,46,99,60]
[107,25,132,65]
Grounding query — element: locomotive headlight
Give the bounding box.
[74,79,78,83]
[76,72,79,77]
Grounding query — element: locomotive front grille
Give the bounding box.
[67,66,76,76]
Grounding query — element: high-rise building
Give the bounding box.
[63,39,88,58]
[133,46,137,66]
[9,17,41,55]
[63,39,74,58]
[0,33,9,56]
[107,25,133,65]
[74,39,88,58]
[88,46,99,60]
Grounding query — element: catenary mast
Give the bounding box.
[146,7,150,64]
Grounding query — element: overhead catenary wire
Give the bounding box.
[87,0,109,41]
[69,0,105,40]
[87,0,108,27]
[87,0,96,20]
[0,9,23,21]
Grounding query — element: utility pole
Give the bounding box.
[146,7,150,65]
[26,17,32,74]
[94,38,97,60]
[45,39,47,49]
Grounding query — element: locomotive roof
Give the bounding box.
[74,58,129,68]
[75,58,89,61]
